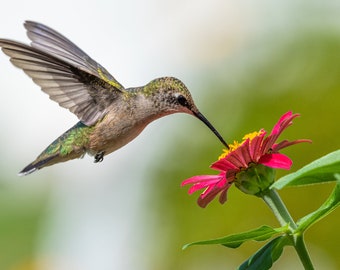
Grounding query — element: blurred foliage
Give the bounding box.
[0,33,338,270]
[0,174,48,270]
[0,7,339,270]
[146,31,340,269]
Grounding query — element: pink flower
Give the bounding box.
[182,111,311,208]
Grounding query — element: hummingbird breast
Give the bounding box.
[88,113,145,156]
[87,95,160,157]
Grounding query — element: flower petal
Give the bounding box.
[272,139,312,152]
[237,139,252,165]
[218,185,231,204]
[197,187,221,208]
[188,179,223,194]
[181,174,222,186]
[248,130,266,160]
[270,111,294,136]
[258,153,292,170]
[182,173,226,194]
[262,112,300,153]
[182,111,310,207]
[197,182,231,208]
[211,158,238,171]
[227,148,249,168]
[182,172,231,208]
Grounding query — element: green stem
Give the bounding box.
[294,234,315,270]
[262,189,297,230]
[261,189,314,269]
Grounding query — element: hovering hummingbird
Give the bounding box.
[0,21,228,176]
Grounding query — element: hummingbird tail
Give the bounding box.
[18,155,59,176]
[18,122,91,176]
[18,149,85,176]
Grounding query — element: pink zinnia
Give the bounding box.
[182,111,311,208]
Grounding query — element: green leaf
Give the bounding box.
[182,225,287,250]
[238,236,292,270]
[297,177,340,232]
[271,150,340,189]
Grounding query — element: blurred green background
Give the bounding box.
[0,1,339,269]
[147,32,340,269]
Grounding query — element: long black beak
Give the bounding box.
[193,111,229,149]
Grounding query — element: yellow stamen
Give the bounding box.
[218,130,264,160]
[218,140,241,159]
[242,131,263,141]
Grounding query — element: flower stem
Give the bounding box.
[261,189,314,269]
[294,234,315,270]
[261,188,297,230]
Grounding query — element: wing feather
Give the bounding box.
[0,22,125,126]
[24,21,124,90]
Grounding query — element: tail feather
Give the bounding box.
[18,121,91,176]
[18,155,58,176]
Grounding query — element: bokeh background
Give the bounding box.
[0,1,339,269]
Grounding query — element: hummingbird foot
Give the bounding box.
[94,151,105,163]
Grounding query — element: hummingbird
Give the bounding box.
[0,21,228,176]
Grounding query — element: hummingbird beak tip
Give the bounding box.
[193,111,229,149]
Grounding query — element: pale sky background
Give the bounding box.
[0,1,339,269]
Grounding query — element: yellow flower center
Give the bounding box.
[242,131,263,141]
[218,141,240,159]
[218,130,264,160]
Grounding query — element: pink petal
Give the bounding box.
[226,150,248,168]
[260,136,271,156]
[182,172,231,208]
[262,112,300,153]
[258,153,292,170]
[199,184,216,199]
[181,174,222,186]
[211,158,238,171]
[197,187,221,208]
[188,183,209,194]
[271,112,299,138]
[235,139,252,166]
[218,184,231,204]
[270,111,294,137]
[197,183,231,208]
[187,177,225,194]
[249,131,266,160]
[272,139,312,152]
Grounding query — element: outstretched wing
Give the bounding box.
[24,21,124,91]
[0,21,124,126]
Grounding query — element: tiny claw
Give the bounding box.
[94,151,104,163]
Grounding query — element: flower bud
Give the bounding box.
[234,164,275,196]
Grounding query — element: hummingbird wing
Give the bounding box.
[24,21,124,91]
[0,21,125,126]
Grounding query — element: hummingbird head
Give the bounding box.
[144,77,229,148]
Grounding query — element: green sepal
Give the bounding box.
[296,176,340,232]
[182,225,288,250]
[271,150,340,189]
[238,236,292,270]
[235,164,275,196]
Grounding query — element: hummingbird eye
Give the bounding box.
[176,95,189,107]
